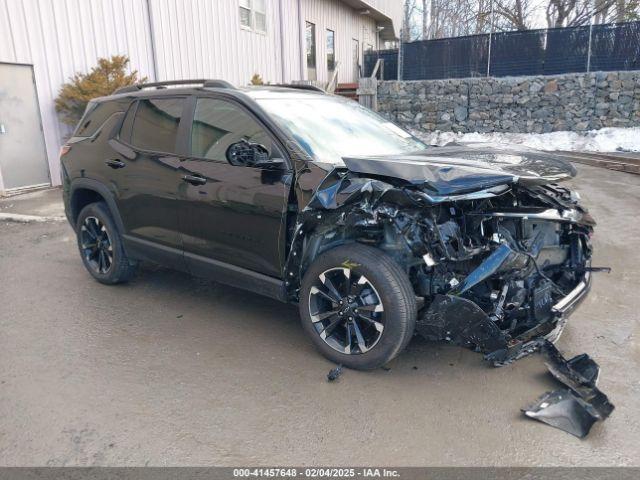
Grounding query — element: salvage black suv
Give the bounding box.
[61,80,596,370]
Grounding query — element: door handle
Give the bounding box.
[105,159,126,169]
[182,174,207,186]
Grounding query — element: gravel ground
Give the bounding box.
[0,165,638,466]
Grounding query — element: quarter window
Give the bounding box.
[75,101,122,137]
[130,98,185,154]
[190,98,278,162]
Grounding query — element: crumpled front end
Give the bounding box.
[411,182,596,365]
[286,166,612,436]
[288,170,596,363]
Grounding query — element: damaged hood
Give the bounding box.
[342,144,577,196]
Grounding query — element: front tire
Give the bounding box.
[76,202,137,284]
[299,244,417,370]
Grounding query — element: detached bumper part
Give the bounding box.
[523,389,600,438]
[522,341,615,438]
[415,262,613,437]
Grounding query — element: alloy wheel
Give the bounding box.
[308,267,385,355]
[80,216,113,274]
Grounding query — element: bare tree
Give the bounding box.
[546,0,617,28]
[402,0,423,41]
[424,0,491,38]
[494,0,538,31]
[476,0,493,33]
[422,0,429,39]
[600,0,640,22]
[402,0,639,45]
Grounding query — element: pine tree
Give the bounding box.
[55,55,146,126]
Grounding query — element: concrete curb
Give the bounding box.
[0,213,66,223]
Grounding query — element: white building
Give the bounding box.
[0,0,401,195]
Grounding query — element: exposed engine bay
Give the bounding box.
[288,173,595,357]
[286,158,613,437]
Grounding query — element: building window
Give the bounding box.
[254,0,266,33]
[306,22,316,80]
[239,0,251,28]
[326,29,335,73]
[239,0,266,32]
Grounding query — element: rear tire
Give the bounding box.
[299,244,417,370]
[76,202,137,284]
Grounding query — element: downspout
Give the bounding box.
[298,0,305,79]
[146,0,160,81]
[278,0,286,82]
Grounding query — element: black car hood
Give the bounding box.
[342,143,577,196]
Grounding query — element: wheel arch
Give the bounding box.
[285,213,417,302]
[69,179,125,233]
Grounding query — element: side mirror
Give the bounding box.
[226,139,270,167]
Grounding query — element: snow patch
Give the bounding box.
[416,127,640,153]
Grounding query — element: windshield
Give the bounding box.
[256,96,427,165]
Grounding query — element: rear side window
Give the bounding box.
[130,98,185,153]
[75,101,122,137]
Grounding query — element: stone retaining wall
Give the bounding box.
[377,71,640,133]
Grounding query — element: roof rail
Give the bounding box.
[271,83,326,93]
[114,79,235,95]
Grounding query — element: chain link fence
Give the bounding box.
[364,21,640,80]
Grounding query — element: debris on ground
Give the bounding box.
[327,365,343,382]
[522,341,615,438]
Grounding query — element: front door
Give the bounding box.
[0,63,50,191]
[177,96,289,278]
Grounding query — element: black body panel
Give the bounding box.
[343,144,577,195]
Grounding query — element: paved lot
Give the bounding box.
[0,165,639,466]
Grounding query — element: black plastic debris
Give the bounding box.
[417,294,508,355]
[327,365,343,382]
[522,341,614,438]
[523,389,599,438]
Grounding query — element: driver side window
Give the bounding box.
[190,97,279,164]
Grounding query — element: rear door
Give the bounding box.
[177,95,290,278]
[111,96,188,270]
